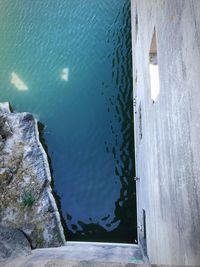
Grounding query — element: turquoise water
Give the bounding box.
[0,0,136,243]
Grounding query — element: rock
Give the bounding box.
[0,102,65,248]
[0,168,13,187]
[0,114,13,138]
[0,225,31,263]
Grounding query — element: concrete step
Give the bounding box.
[4,242,145,267]
[4,242,198,267]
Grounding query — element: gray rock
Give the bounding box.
[0,114,13,137]
[0,225,31,262]
[0,102,65,248]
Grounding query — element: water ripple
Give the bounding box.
[0,0,136,243]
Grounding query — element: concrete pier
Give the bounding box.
[131,0,200,265]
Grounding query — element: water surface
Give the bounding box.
[0,0,136,243]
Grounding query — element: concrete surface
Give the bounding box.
[3,242,199,267]
[3,242,144,267]
[131,0,200,265]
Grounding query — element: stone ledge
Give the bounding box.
[0,102,65,250]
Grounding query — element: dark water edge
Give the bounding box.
[37,121,69,238]
[39,120,137,244]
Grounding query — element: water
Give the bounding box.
[0,0,136,243]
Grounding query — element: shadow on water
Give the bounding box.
[65,0,137,243]
[37,121,68,238]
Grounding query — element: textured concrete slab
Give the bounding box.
[4,242,144,267]
[5,260,147,267]
[131,0,200,265]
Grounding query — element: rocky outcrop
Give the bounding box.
[0,102,65,248]
[0,226,31,263]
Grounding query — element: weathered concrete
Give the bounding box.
[3,242,199,267]
[0,102,65,249]
[131,0,200,265]
[4,242,144,267]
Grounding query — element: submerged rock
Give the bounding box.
[0,102,65,248]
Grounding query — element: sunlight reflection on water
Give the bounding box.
[11,72,29,91]
[61,67,69,82]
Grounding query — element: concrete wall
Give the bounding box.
[131,0,200,265]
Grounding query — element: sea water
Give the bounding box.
[0,0,136,243]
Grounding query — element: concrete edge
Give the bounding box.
[65,241,140,247]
